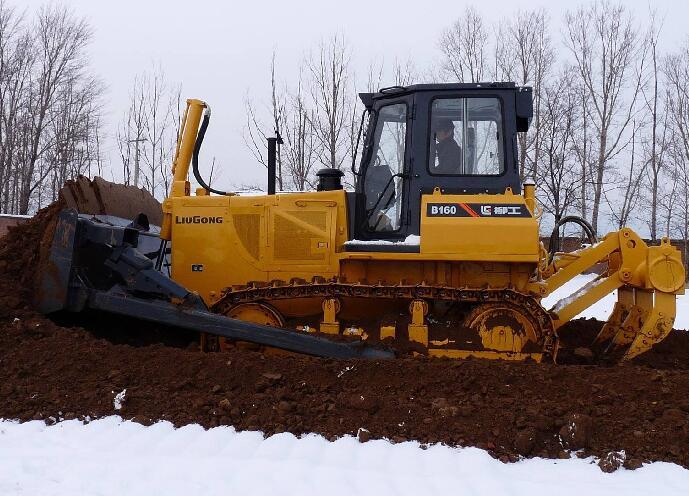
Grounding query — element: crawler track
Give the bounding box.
[215,281,556,358]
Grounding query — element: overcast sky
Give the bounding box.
[20,0,689,190]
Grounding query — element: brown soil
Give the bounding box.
[60,176,162,225]
[1,203,689,472]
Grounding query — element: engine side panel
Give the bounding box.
[169,190,348,304]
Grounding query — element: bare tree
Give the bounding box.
[603,120,647,229]
[0,2,30,212]
[244,52,286,190]
[564,0,647,235]
[117,66,180,198]
[47,75,103,200]
[141,68,180,197]
[656,112,677,240]
[439,6,487,82]
[20,5,93,213]
[283,73,318,191]
[640,11,664,241]
[495,9,554,180]
[536,71,580,223]
[0,2,101,214]
[664,43,689,263]
[307,34,352,170]
[118,73,148,188]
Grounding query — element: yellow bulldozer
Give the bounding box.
[42,82,685,363]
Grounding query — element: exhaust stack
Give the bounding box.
[267,133,283,195]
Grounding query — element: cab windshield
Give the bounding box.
[362,103,407,233]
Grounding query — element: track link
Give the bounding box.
[212,279,557,360]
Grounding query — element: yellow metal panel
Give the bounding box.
[169,195,236,304]
[644,238,686,294]
[169,190,347,304]
[420,191,539,262]
[264,191,342,274]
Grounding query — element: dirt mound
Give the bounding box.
[0,202,63,320]
[557,318,689,370]
[60,176,162,225]
[1,203,689,471]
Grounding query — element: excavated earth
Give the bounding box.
[1,204,689,473]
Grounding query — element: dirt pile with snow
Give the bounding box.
[0,204,689,471]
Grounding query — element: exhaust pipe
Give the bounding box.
[267,133,283,195]
[267,137,276,195]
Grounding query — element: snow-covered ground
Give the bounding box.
[2,274,688,495]
[1,417,688,496]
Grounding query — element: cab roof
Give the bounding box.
[358,82,530,109]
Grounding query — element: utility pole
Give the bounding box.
[128,138,147,187]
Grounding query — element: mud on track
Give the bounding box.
[1,204,689,472]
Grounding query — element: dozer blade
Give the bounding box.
[36,209,393,361]
[88,291,393,360]
[36,209,79,314]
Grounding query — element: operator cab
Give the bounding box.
[346,82,532,249]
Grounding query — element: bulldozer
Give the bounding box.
[40,82,685,363]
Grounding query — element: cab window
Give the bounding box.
[428,97,504,176]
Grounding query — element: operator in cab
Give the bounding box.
[432,118,462,174]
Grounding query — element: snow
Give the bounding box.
[345,234,420,247]
[233,188,307,196]
[542,273,689,330]
[1,417,688,496]
[112,389,127,410]
[549,275,606,315]
[337,365,355,378]
[0,213,31,219]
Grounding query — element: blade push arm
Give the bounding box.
[40,210,393,360]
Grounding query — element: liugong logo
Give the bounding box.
[175,215,223,224]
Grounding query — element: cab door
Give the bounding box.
[353,96,413,242]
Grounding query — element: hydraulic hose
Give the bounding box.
[192,107,228,196]
[548,215,597,263]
